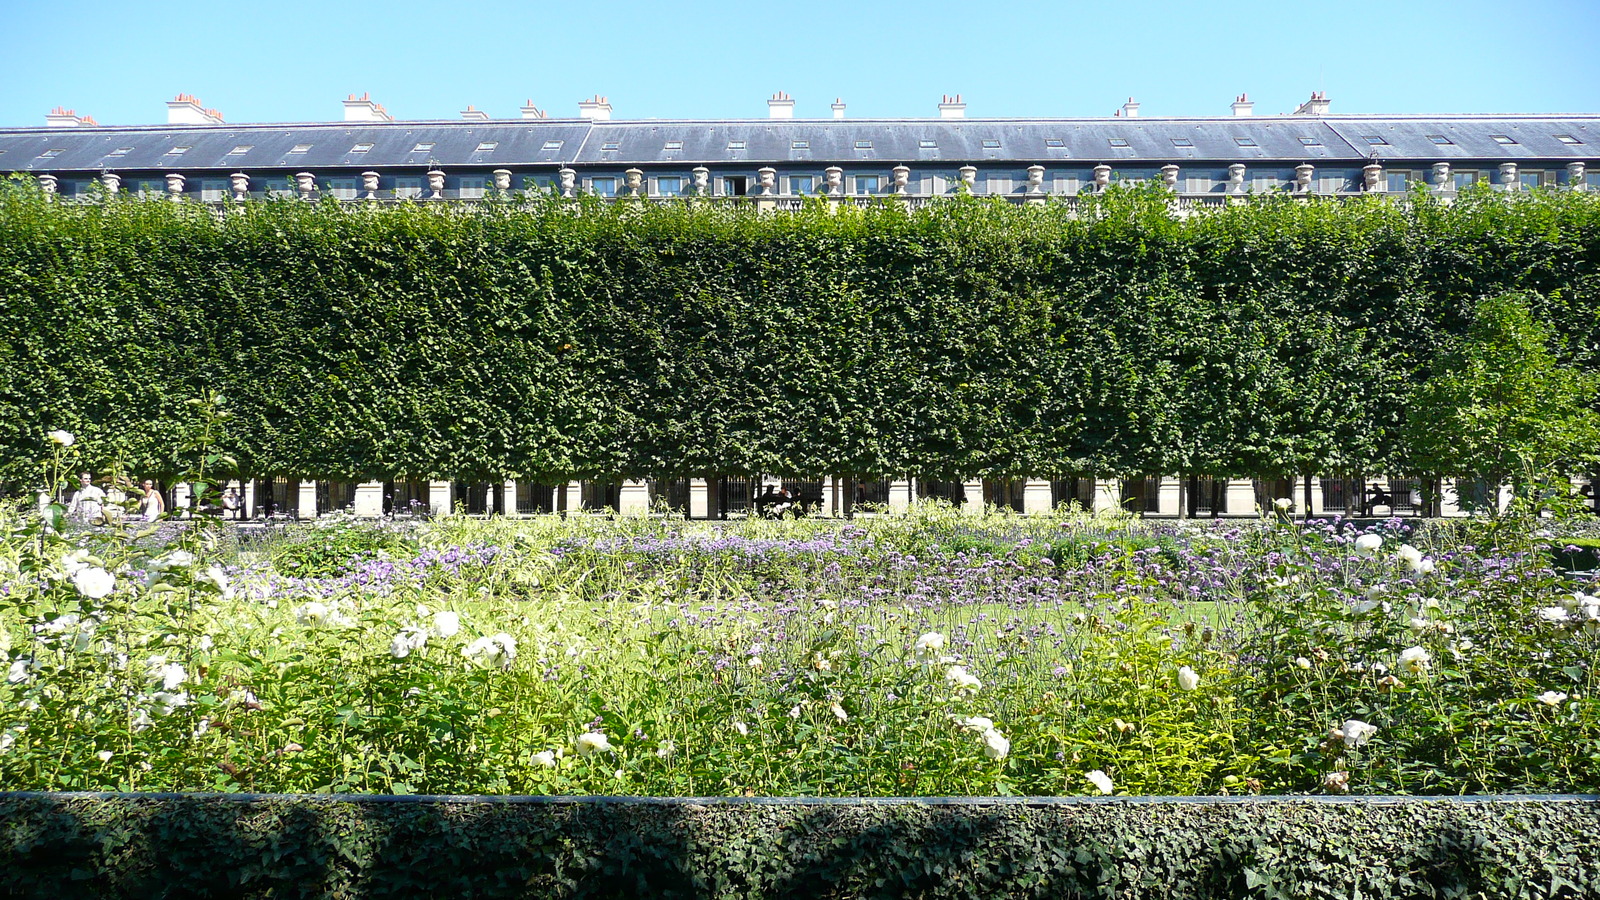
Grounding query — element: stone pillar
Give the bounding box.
[1310,477,1329,516]
[172,482,192,518]
[1226,480,1257,517]
[1498,162,1518,189]
[558,168,577,198]
[351,482,384,517]
[1431,161,1451,191]
[426,169,446,199]
[1152,477,1177,516]
[243,479,259,519]
[689,479,711,518]
[619,480,651,515]
[428,480,453,516]
[958,165,978,193]
[36,174,57,196]
[817,477,838,518]
[1363,163,1384,193]
[230,172,250,201]
[361,171,380,200]
[1022,479,1053,515]
[500,480,518,515]
[296,481,318,520]
[492,169,513,193]
[888,479,912,513]
[1227,164,1246,193]
[166,173,186,202]
[1566,161,1587,189]
[962,480,985,515]
[101,172,122,195]
[1093,479,1119,514]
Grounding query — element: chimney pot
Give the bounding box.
[1231,94,1254,117]
[938,94,967,119]
[1121,97,1140,117]
[579,96,614,120]
[767,91,795,119]
[832,98,846,119]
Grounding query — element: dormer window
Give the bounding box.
[165,146,191,155]
[1490,134,1517,145]
[108,147,134,157]
[919,140,936,149]
[790,140,808,149]
[1426,135,1453,145]
[475,141,499,152]
[226,145,252,155]
[37,149,64,159]
[288,143,313,153]
[666,140,684,150]
[601,141,621,151]
[1170,138,1194,148]
[727,140,747,150]
[981,139,1001,149]
[350,142,374,153]
[1235,137,1259,147]
[541,140,563,151]
[1361,135,1387,145]
[411,142,435,153]
[1297,136,1321,146]
[1108,138,1130,148]
[854,140,872,149]
[1044,139,1065,148]
[1554,134,1582,145]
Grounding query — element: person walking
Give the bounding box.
[139,479,166,523]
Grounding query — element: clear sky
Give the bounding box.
[1,0,1595,127]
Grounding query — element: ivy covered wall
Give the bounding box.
[1,184,1596,486]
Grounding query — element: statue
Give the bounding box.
[492,169,512,193]
[691,167,710,196]
[294,172,317,199]
[957,166,977,193]
[1093,164,1112,191]
[1026,165,1045,193]
[824,167,844,195]
[1161,164,1180,189]
[1363,163,1384,192]
[230,172,250,201]
[1431,162,1450,189]
[426,169,445,199]
[100,172,121,195]
[625,168,645,195]
[558,168,577,198]
[892,165,911,194]
[1295,163,1315,192]
[1227,164,1246,192]
[166,173,186,201]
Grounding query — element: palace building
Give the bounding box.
[6,93,1597,519]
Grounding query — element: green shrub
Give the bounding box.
[269,515,419,577]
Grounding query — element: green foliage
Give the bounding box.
[1404,292,1600,512]
[269,514,420,578]
[2,181,1599,487]
[0,794,1595,899]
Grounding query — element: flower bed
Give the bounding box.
[0,505,1596,797]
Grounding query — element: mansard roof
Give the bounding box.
[2,115,1595,173]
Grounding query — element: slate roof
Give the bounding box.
[2,115,1595,174]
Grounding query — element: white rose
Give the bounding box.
[1536,691,1569,707]
[1176,666,1200,692]
[981,728,1010,760]
[72,566,116,600]
[1273,497,1294,511]
[533,750,558,768]
[430,611,461,639]
[1398,646,1432,676]
[48,430,75,447]
[390,626,429,659]
[956,716,995,732]
[575,732,613,757]
[1340,719,1378,749]
[1353,534,1383,556]
[913,632,947,654]
[946,665,982,692]
[1086,770,1114,795]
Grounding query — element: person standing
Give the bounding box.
[139,479,166,522]
[67,472,106,525]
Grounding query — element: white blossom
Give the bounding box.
[732,720,749,736]
[47,430,74,447]
[71,566,116,600]
[95,750,114,762]
[1273,497,1294,511]
[1176,666,1200,692]
[390,626,429,659]
[1398,646,1432,676]
[575,732,613,757]
[1536,691,1569,707]
[144,655,187,691]
[981,728,1010,760]
[7,658,32,684]
[1086,770,1114,795]
[1353,534,1383,556]
[955,715,995,732]
[195,565,235,600]
[462,633,517,668]
[1340,719,1378,749]
[913,632,947,657]
[533,750,558,768]
[430,610,461,639]
[946,665,982,692]
[1538,606,1572,623]
[830,702,849,722]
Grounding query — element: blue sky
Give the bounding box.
[1,0,1595,127]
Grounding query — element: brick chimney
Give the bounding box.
[939,94,966,119]
[460,105,490,121]
[1292,91,1331,116]
[578,96,613,121]
[520,99,547,119]
[1231,93,1253,117]
[46,107,94,127]
[768,91,795,119]
[343,93,393,122]
[167,94,223,125]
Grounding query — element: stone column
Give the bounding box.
[352,482,385,517]
[36,174,57,196]
[818,477,838,518]
[242,479,258,519]
[1225,479,1257,517]
[619,480,651,515]
[689,479,711,518]
[962,480,985,515]
[888,479,912,513]
[1022,479,1053,515]
[500,480,518,516]
[428,480,453,516]
[296,481,318,520]
[1310,478,1329,516]
[166,173,186,202]
[230,172,250,201]
[1093,479,1119,514]
[1157,477,1181,517]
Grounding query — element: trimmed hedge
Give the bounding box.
[0,793,1596,899]
[2,183,1599,485]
